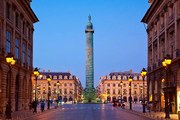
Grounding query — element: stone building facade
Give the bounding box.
[34,71,83,103]
[142,0,180,113]
[96,71,147,103]
[0,0,38,113]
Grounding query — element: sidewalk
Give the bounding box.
[122,103,178,120]
[0,105,58,120]
[143,111,178,120]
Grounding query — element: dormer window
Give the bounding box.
[53,75,57,79]
[59,75,62,79]
[69,75,73,79]
[64,76,68,79]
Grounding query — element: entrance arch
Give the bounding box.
[107,96,111,102]
[112,96,116,102]
[123,96,127,102]
[134,96,138,102]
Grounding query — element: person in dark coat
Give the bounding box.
[40,101,45,112]
[29,102,32,111]
[32,101,36,113]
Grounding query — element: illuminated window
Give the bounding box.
[59,75,62,79]
[53,76,57,79]
[64,76,68,79]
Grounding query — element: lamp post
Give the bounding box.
[128,76,133,110]
[120,81,123,104]
[162,54,172,119]
[47,75,51,109]
[33,67,39,113]
[141,68,147,113]
[56,81,60,106]
[5,53,16,119]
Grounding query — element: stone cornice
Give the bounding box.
[16,0,39,23]
[141,0,162,23]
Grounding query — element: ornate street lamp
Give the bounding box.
[128,76,133,110]
[5,53,16,119]
[56,81,60,106]
[47,75,51,109]
[120,81,123,104]
[162,54,172,119]
[33,67,39,113]
[141,68,147,113]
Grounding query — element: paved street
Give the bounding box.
[24,103,153,120]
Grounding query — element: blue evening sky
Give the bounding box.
[31,0,149,88]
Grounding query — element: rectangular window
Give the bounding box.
[28,28,31,41]
[113,89,115,94]
[107,89,110,94]
[27,27,29,39]
[23,21,25,34]
[64,89,67,94]
[15,12,19,28]
[6,31,11,53]
[22,43,26,64]
[6,3,10,19]
[15,38,19,59]
[28,48,31,66]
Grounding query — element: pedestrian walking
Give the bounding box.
[41,101,45,112]
[32,101,36,113]
[29,101,32,111]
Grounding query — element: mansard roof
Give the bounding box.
[39,72,77,80]
[141,0,162,23]
[109,72,140,77]
[41,72,71,76]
